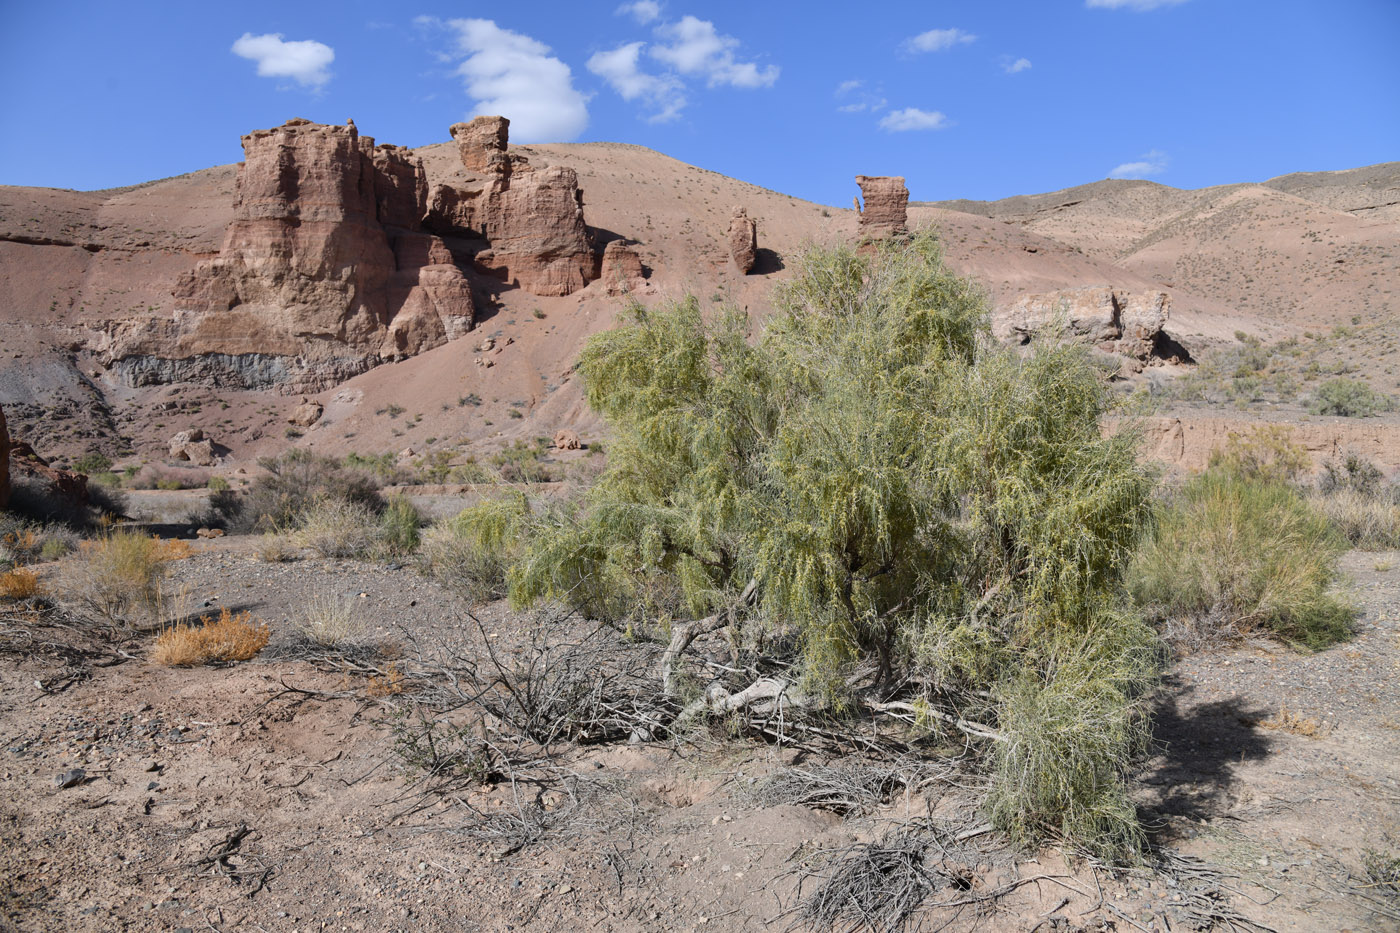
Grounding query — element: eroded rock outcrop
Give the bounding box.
[429,116,596,298]
[855,176,909,237]
[600,240,646,296]
[7,439,88,505]
[111,119,475,392]
[728,207,757,274]
[993,287,1171,360]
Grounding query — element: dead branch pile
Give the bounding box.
[792,823,999,933]
[755,757,958,816]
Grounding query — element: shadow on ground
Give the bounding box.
[1137,675,1275,830]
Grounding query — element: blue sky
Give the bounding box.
[1,0,1396,204]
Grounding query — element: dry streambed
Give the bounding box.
[0,542,1396,932]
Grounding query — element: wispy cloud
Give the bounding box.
[593,12,777,121]
[1108,149,1169,178]
[902,28,976,54]
[650,15,778,88]
[231,33,334,88]
[588,41,685,122]
[879,108,949,132]
[835,79,886,114]
[430,18,590,142]
[1086,0,1189,10]
[616,1,662,24]
[1002,57,1032,74]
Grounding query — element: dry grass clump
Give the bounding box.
[1311,453,1400,549]
[256,533,300,563]
[1131,465,1352,650]
[1314,488,1400,549]
[295,592,365,648]
[66,531,191,626]
[294,498,383,558]
[0,518,78,565]
[367,662,404,696]
[1258,704,1327,737]
[152,608,269,666]
[0,567,45,600]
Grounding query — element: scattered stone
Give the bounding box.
[554,429,582,450]
[287,398,323,427]
[53,768,85,789]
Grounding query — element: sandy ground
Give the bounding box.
[0,540,1396,932]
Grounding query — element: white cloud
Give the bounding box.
[835,79,886,114]
[1003,57,1032,74]
[1086,0,1188,9]
[588,42,685,122]
[439,18,589,142]
[879,108,949,132]
[231,33,334,88]
[616,0,661,23]
[903,28,976,54]
[1108,150,1169,178]
[650,15,778,88]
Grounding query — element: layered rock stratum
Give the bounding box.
[856,176,909,237]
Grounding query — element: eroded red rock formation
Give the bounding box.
[855,176,909,237]
[432,116,596,298]
[600,240,646,296]
[112,119,475,391]
[728,207,757,274]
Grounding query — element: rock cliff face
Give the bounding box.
[430,116,596,298]
[855,176,909,237]
[108,119,475,392]
[993,287,1171,360]
[728,207,757,273]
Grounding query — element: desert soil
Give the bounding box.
[0,541,1397,933]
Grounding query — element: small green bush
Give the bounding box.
[73,452,113,475]
[379,495,423,558]
[1309,378,1394,417]
[497,231,1161,858]
[233,449,385,533]
[1131,467,1352,649]
[417,493,533,604]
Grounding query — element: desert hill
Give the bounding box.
[0,118,1396,471]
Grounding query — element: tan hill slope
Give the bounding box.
[0,117,1395,469]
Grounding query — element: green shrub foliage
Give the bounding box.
[1309,377,1394,417]
[502,232,1161,857]
[1132,464,1352,649]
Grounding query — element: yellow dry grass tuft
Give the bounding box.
[0,567,44,599]
[367,662,404,696]
[1259,705,1327,737]
[152,608,270,666]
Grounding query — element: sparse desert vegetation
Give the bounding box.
[1,84,1397,933]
